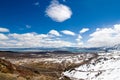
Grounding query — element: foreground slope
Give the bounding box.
[64,51,120,80]
[0,51,98,80]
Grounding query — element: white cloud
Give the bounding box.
[45,0,72,22]
[63,0,66,2]
[114,24,120,31]
[76,35,82,42]
[61,30,75,36]
[48,29,61,36]
[26,25,31,29]
[0,34,8,40]
[34,2,40,6]
[0,31,73,48]
[0,27,9,32]
[75,35,83,47]
[80,28,89,34]
[87,24,120,47]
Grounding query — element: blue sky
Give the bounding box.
[0,0,120,48]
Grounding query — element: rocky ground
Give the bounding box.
[0,51,97,80]
[2,50,120,80]
[1,50,120,80]
[64,51,120,80]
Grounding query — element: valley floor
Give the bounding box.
[0,51,119,80]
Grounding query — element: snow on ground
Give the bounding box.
[8,53,95,66]
[63,51,120,80]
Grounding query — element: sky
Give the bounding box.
[0,0,120,48]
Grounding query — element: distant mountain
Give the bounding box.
[112,44,120,50]
[103,44,120,51]
[0,47,105,53]
[1,45,120,52]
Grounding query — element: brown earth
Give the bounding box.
[0,51,98,80]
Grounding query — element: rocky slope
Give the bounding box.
[0,58,33,80]
[0,51,97,80]
[63,51,120,80]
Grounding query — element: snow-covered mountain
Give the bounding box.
[112,44,120,50]
[63,51,120,80]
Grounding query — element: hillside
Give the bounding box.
[0,51,97,80]
[1,51,120,80]
[63,51,120,80]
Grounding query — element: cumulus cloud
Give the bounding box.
[0,34,8,40]
[87,24,120,47]
[0,27,9,32]
[61,30,75,36]
[0,31,73,48]
[63,0,66,2]
[45,0,72,22]
[26,25,31,29]
[80,28,89,34]
[34,2,39,6]
[76,35,82,42]
[114,24,120,31]
[48,29,61,36]
[75,35,83,47]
